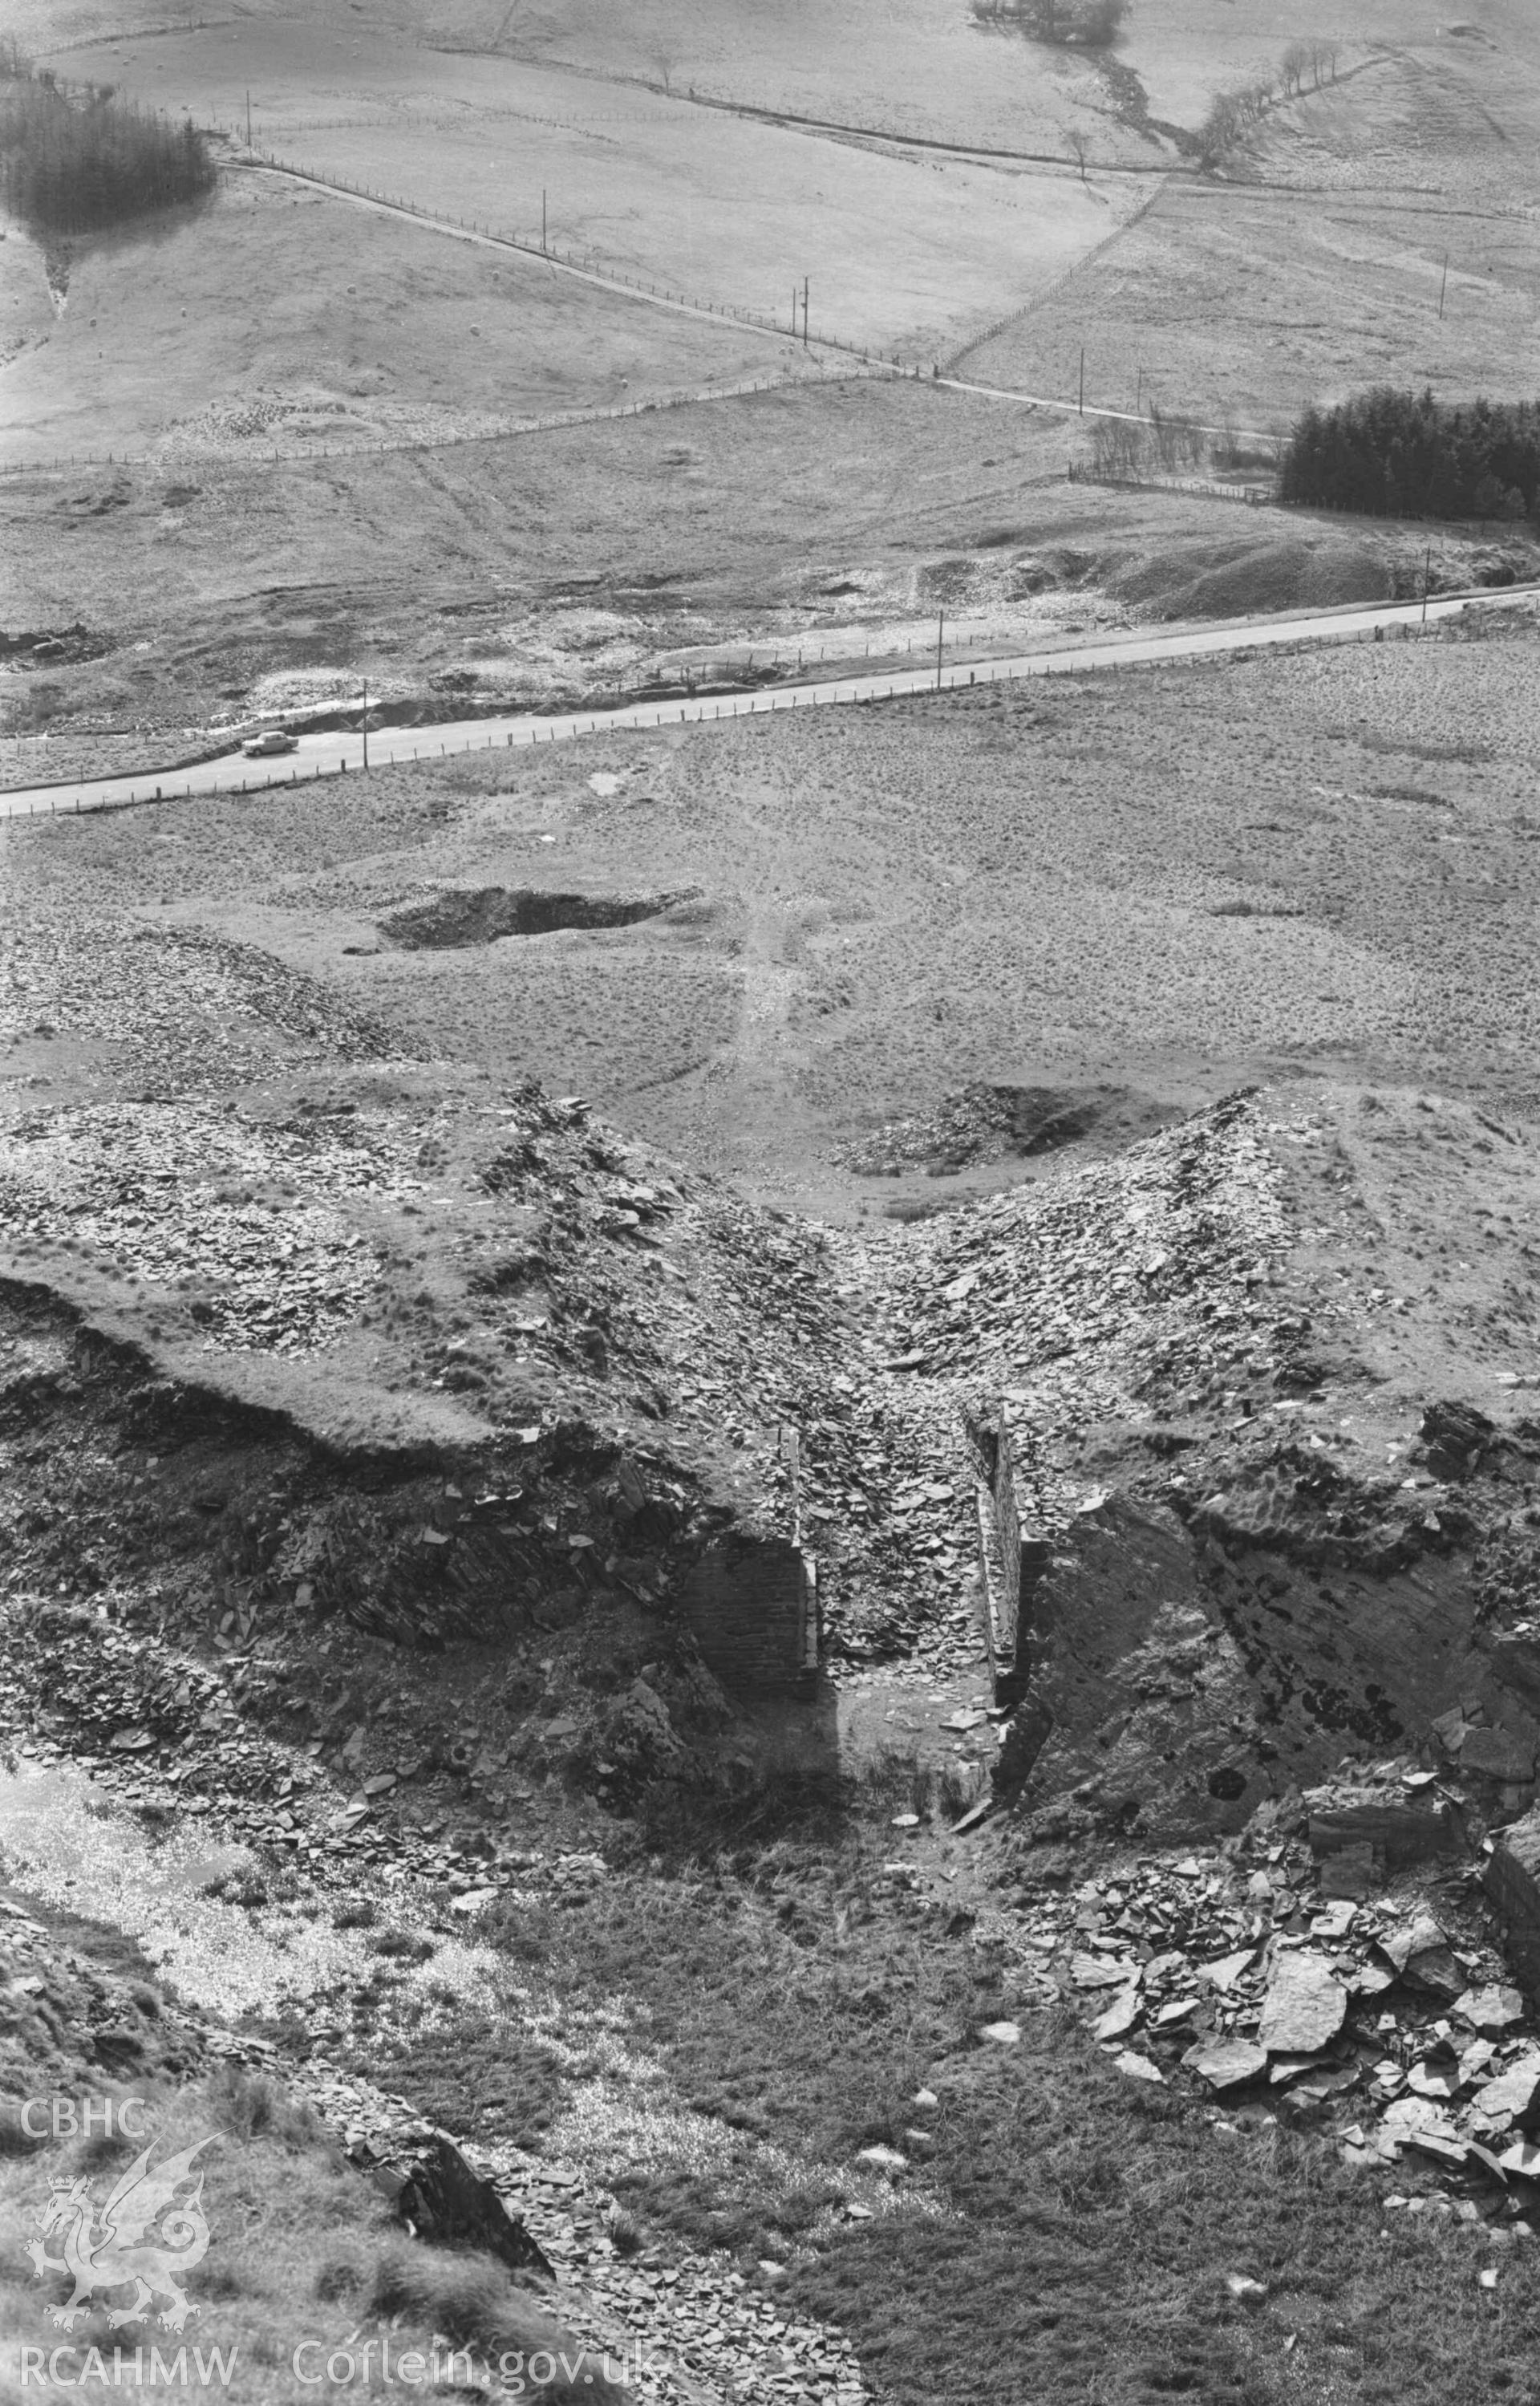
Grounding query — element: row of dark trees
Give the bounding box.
[1197,41,1339,166]
[1279,388,1540,523]
[0,43,214,234]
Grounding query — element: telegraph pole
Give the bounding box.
[935,610,944,690]
[1078,347,1085,415]
[803,276,809,347]
[1438,252,1449,319]
[1422,545,1432,627]
[245,89,251,147]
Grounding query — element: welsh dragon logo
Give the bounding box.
[28,2135,217,2333]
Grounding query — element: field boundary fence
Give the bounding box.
[0,362,882,480]
[1068,464,1277,505]
[5,602,1506,822]
[232,148,928,379]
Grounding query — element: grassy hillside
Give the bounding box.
[0,169,818,462]
[956,47,1540,422]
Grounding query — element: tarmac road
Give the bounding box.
[2,583,1534,822]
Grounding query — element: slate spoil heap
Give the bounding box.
[10,999,1540,2379]
[1001,1779,1540,2225]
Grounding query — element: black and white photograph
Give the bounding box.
[4,3,1540,2398]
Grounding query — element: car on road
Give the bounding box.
[242,728,298,757]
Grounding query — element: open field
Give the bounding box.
[9,621,1540,1209]
[10,376,1530,752]
[0,171,822,462]
[23,0,1134,162]
[33,18,1143,364]
[958,46,1540,420]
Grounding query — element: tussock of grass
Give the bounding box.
[370,1925,436,1964]
[0,2069,607,2403]
[368,2239,556,2353]
[342,2010,568,2149]
[201,2063,321,2149]
[367,2244,630,2400]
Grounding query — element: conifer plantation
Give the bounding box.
[0,43,214,236]
[1281,385,1540,524]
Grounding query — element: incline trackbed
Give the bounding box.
[2,586,1534,822]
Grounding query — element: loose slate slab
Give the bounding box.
[1072,1953,1141,1989]
[1468,2054,1540,2129]
[1459,1726,1536,1783]
[1456,1985,1526,2034]
[1258,1950,1348,2055]
[1113,2050,1165,2084]
[1380,1914,1445,1971]
[1407,2059,1462,2100]
[1383,2096,1462,2148]
[395,2136,553,2278]
[1184,2038,1268,2091]
[1092,1987,1142,2043]
[1198,1948,1255,1993]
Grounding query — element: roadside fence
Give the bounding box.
[1,606,1492,824]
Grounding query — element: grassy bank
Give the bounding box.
[456,1827,1540,2406]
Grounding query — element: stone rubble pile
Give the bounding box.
[804,1093,1294,1672]
[0,918,395,1095]
[874,1089,1288,1397]
[1006,1783,1540,2214]
[0,1093,415,1354]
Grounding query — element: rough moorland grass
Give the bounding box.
[0,2068,614,2404]
[339,2010,569,2151]
[488,1839,1540,2406]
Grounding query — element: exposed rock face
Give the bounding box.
[1485,1808,1540,2004]
[1307,1797,1461,1877]
[997,1496,1267,1839]
[392,2134,554,2279]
